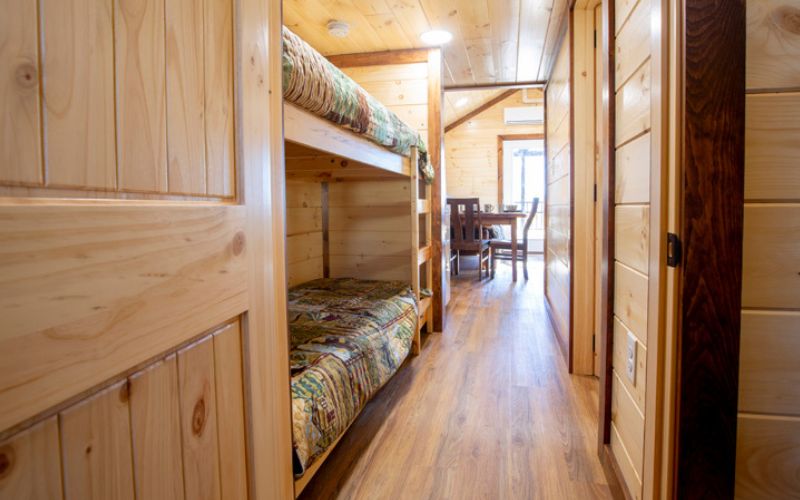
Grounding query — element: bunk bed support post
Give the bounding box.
[410,147,422,355]
[424,179,434,334]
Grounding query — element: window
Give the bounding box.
[502,139,545,247]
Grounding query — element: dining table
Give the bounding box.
[459,211,528,281]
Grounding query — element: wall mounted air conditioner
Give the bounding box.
[504,106,544,125]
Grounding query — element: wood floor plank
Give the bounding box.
[297,256,613,499]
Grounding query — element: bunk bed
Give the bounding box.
[282,27,435,495]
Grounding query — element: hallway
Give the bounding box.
[299,257,615,499]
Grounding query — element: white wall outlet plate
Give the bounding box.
[626,331,637,384]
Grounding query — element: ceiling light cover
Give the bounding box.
[420,29,453,45]
[327,20,350,38]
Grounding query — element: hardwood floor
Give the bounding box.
[298,256,617,499]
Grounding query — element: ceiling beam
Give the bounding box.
[327,49,430,68]
[444,89,517,134]
[444,81,547,92]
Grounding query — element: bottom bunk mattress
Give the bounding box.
[289,278,418,476]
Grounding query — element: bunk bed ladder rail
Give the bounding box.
[410,147,434,355]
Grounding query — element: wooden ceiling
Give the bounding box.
[283,0,571,86]
[444,88,543,126]
[444,89,508,124]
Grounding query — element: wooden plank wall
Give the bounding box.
[286,180,324,287]
[0,0,235,200]
[545,38,572,352]
[736,1,800,497]
[0,320,249,500]
[338,62,432,292]
[340,63,429,139]
[328,181,412,282]
[609,0,653,497]
[444,90,544,208]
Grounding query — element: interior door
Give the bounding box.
[0,0,292,498]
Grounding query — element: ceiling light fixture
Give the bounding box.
[420,29,453,45]
[327,20,350,38]
[455,97,469,107]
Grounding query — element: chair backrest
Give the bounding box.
[522,197,540,241]
[447,197,482,245]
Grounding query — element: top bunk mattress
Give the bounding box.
[282,27,434,183]
[288,278,418,475]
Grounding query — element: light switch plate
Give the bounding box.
[626,331,637,384]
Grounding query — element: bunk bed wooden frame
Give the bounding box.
[284,104,433,497]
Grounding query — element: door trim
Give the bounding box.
[671,1,746,497]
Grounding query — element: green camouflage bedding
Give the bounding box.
[282,27,434,183]
[289,278,418,476]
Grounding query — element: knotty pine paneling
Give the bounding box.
[60,382,136,500]
[615,132,651,204]
[212,322,249,500]
[611,371,645,476]
[166,0,206,195]
[42,0,117,189]
[204,0,235,197]
[1,0,236,199]
[544,36,571,352]
[744,93,800,201]
[746,0,800,91]
[329,180,411,282]
[609,0,653,495]
[736,414,800,499]
[177,336,222,500]
[614,205,650,275]
[741,205,800,309]
[614,0,651,91]
[0,205,248,431]
[115,0,168,193]
[736,1,800,497]
[286,180,324,287]
[129,356,185,500]
[739,310,800,415]
[0,0,42,185]
[0,321,249,500]
[615,60,651,148]
[0,418,62,500]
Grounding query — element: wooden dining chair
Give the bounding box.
[490,197,539,280]
[447,198,491,280]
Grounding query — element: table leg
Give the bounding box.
[511,219,518,281]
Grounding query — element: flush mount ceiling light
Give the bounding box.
[420,29,453,45]
[455,97,469,107]
[327,20,350,38]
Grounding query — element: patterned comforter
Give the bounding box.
[282,27,435,184]
[289,278,418,476]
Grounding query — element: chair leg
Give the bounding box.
[523,254,528,280]
[491,250,495,279]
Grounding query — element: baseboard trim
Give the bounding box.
[544,292,569,361]
[600,443,631,500]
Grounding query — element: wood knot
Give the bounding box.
[773,6,800,34]
[340,160,349,167]
[15,63,37,89]
[232,231,246,256]
[85,444,92,455]
[0,446,13,480]
[192,398,206,436]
